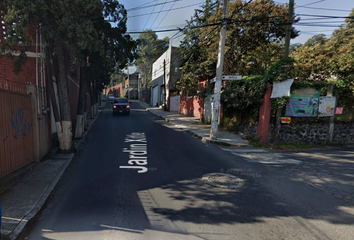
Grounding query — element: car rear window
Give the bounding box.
[114,98,128,103]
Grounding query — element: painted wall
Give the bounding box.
[169,95,180,112]
[179,96,204,120]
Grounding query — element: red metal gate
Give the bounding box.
[0,88,35,178]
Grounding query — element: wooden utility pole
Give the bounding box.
[210,0,229,140]
[274,0,294,145]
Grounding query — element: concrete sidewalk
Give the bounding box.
[0,102,106,240]
[135,101,250,147]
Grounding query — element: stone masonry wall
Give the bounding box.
[238,122,354,145]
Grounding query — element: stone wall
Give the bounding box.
[238,121,354,145]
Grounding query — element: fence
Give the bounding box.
[0,88,35,178]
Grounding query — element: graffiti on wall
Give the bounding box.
[11,109,32,137]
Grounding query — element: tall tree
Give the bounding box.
[303,34,327,47]
[178,0,221,95]
[178,0,298,95]
[135,30,169,87]
[1,0,135,151]
[74,7,136,139]
[291,9,354,120]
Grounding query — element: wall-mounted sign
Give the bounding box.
[335,107,343,115]
[271,78,294,98]
[210,75,243,83]
[285,88,320,117]
[318,97,336,117]
[281,117,291,124]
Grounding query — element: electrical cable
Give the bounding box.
[143,0,159,31]
[128,3,202,18]
[296,6,352,13]
[298,0,326,7]
[127,0,182,12]
[150,0,168,29]
[156,1,176,29]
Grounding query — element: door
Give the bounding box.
[152,86,158,107]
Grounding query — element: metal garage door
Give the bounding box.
[152,86,158,107]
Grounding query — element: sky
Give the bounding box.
[119,0,354,46]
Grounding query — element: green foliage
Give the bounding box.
[303,34,327,47]
[291,9,354,120]
[178,0,298,95]
[271,96,290,110]
[135,30,169,86]
[177,0,220,95]
[264,56,295,83]
[221,76,266,119]
[1,0,136,87]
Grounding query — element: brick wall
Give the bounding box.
[0,11,37,93]
[0,56,36,93]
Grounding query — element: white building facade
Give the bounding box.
[151,46,181,108]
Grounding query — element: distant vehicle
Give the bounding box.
[108,94,115,101]
[112,97,130,115]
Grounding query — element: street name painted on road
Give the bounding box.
[120,132,148,173]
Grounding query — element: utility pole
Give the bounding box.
[210,0,229,140]
[274,0,294,145]
[284,0,294,57]
[127,67,130,100]
[163,59,167,110]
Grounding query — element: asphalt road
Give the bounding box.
[21,102,354,240]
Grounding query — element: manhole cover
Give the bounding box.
[202,173,244,189]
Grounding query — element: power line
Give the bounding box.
[295,23,344,28]
[156,1,176,29]
[127,21,221,34]
[297,6,352,13]
[129,3,201,19]
[298,14,354,19]
[127,0,182,12]
[150,0,168,29]
[298,0,326,7]
[127,0,158,11]
[143,0,159,31]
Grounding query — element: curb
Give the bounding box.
[74,110,102,152]
[2,107,103,240]
[8,154,74,240]
[140,102,246,147]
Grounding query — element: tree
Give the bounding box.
[291,42,332,79]
[290,43,303,51]
[303,34,327,47]
[327,9,354,117]
[74,9,136,139]
[1,0,135,151]
[290,9,354,120]
[135,30,169,87]
[178,0,298,95]
[178,0,221,96]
